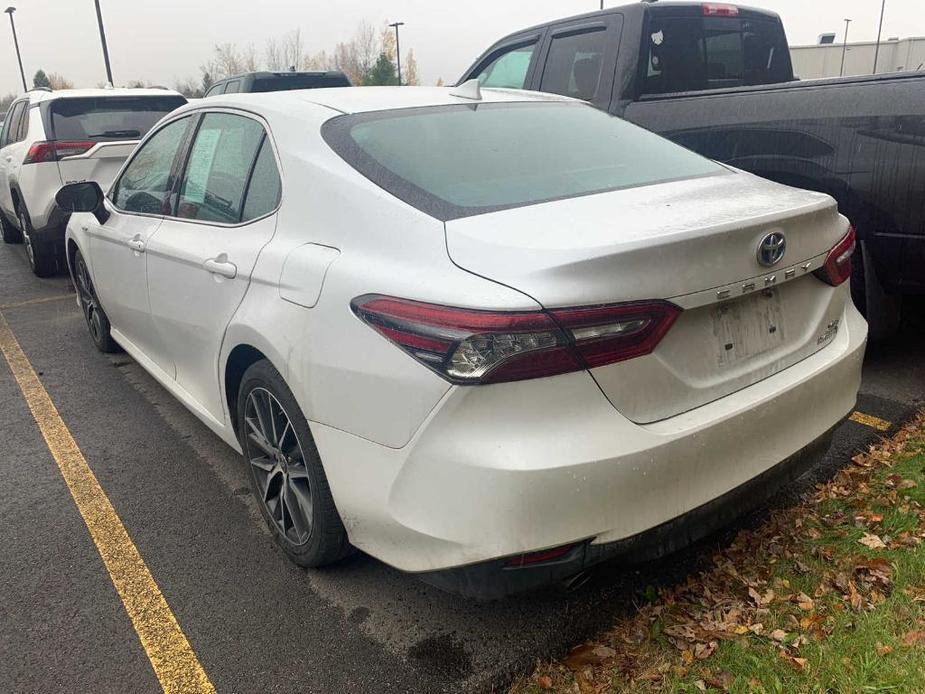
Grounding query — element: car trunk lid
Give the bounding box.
[444,172,851,423]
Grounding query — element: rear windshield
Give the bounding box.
[252,74,351,92]
[50,96,187,142]
[322,101,724,220]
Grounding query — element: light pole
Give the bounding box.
[872,0,886,74]
[389,21,404,86]
[4,7,26,92]
[93,0,114,85]
[839,18,852,77]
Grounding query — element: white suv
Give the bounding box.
[0,88,185,276]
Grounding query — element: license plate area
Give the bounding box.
[712,289,786,367]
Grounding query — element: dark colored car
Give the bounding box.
[461,1,925,338]
[204,71,351,97]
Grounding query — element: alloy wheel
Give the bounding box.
[74,254,104,344]
[18,209,34,270]
[243,387,314,545]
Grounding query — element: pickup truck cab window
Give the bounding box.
[476,43,537,89]
[642,14,791,95]
[540,28,608,101]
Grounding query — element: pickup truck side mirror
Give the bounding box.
[56,181,110,225]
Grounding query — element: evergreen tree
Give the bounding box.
[32,70,50,89]
[363,53,397,86]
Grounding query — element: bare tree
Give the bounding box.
[0,93,16,112]
[265,36,285,71]
[47,72,74,90]
[283,29,304,71]
[403,49,420,86]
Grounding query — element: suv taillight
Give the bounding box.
[23,140,96,165]
[814,226,856,287]
[351,295,680,384]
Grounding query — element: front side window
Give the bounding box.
[222,80,240,94]
[476,43,536,89]
[176,112,268,224]
[111,116,191,214]
[324,102,724,220]
[540,29,608,101]
[204,84,225,98]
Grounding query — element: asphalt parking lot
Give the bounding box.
[0,240,922,694]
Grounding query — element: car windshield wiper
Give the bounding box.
[86,129,141,139]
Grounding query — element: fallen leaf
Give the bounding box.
[859,533,887,549]
[902,631,925,647]
[536,674,553,690]
[793,592,815,611]
[749,623,764,635]
[791,657,809,672]
[877,644,894,656]
[770,629,788,642]
[564,643,616,669]
[704,671,734,691]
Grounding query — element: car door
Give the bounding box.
[144,110,281,424]
[531,15,624,111]
[86,114,194,377]
[0,101,26,217]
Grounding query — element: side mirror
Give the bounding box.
[55,181,110,224]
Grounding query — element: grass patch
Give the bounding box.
[513,413,925,694]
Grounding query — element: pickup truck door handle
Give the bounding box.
[126,235,146,253]
[204,254,237,279]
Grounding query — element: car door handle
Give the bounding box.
[204,255,237,279]
[127,237,146,253]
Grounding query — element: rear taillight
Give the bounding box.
[702,3,739,16]
[23,140,96,165]
[351,295,680,385]
[814,226,856,286]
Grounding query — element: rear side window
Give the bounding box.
[241,138,282,221]
[476,44,536,89]
[112,116,191,214]
[642,15,791,94]
[2,102,26,146]
[50,96,186,142]
[176,113,270,224]
[540,29,607,101]
[324,102,724,221]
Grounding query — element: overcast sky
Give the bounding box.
[1,0,922,94]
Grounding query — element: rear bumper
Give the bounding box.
[310,297,867,591]
[420,422,838,599]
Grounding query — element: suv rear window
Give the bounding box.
[322,102,723,220]
[252,74,351,92]
[50,96,187,141]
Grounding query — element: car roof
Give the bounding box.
[188,85,576,117]
[24,87,184,104]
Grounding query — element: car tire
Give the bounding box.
[237,359,352,567]
[0,211,22,244]
[73,248,120,353]
[17,204,56,277]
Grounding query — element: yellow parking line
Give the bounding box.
[850,411,892,432]
[0,311,215,694]
[0,293,75,310]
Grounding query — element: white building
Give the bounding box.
[790,37,925,79]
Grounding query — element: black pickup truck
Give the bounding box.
[460,1,925,338]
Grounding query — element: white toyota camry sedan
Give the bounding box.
[56,85,866,598]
